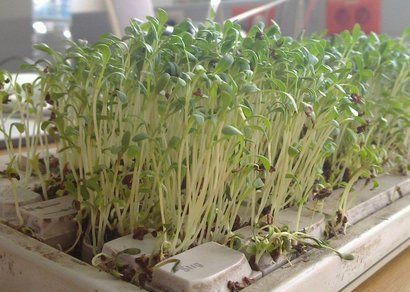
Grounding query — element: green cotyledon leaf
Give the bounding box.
[222,125,243,136]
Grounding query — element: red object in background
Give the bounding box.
[327,0,381,34]
[232,5,275,31]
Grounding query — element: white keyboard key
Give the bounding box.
[19,195,77,249]
[0,182,42,226]
[102,232,159,270]
[152,242,252,292]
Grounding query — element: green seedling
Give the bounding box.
[0,11,407,286]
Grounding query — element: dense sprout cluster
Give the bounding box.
[0,11,409,261]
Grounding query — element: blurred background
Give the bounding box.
[0,0,409,72]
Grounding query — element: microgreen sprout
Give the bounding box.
[0,10,407,286]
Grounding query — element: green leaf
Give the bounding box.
[342,253,354,260]
[346,128,358,144]
[192,113,205,125]
[121,131,131,147]
[281,92,298,112]
[352,24,362,39]
[169,136,181,149]
[331,120,340,128]
[11,122,25,133]
[97,44,111,64]
[80,184,90,200]
[235,58,250,71]
[177,77,186,87]
[41,121,53,131]
[167,62,178,77]
[285,173,298,181]
[222,125,243,136]
[120,248,141,256]
[231,237,242,250]
[117,90,127,103]
[308,53,318,65]
[256,155,271,171]
[127,145,139,157]
[108,146,122,155]
[157,8,168,25]
[334,84,346,94]
[288,145,300,157]
[156,73,171,93]
[33,43,54,56]
[253,177,264,189]
[86,179,101,192]
[112,198,126,208]
[242,83,259,94]
[0,91,9,103]
[194,65,206,74]
[349,106,359,116]
[271,79,286,91]
[94,194,104,207]
[132,133,149,142]
[215,54,234,73]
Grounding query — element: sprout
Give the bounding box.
[0,11,407,278]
